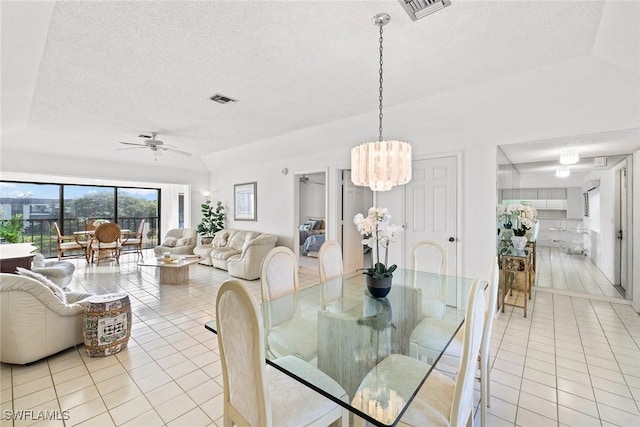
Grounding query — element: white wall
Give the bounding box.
[520,173,586,189]
[203,55,640,283]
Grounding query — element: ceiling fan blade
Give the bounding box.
[117,146,147,151]
[119,141,146,147]
[164,147,192,157]
[138,134,153,139]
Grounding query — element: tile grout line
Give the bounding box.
[587,298,640,418]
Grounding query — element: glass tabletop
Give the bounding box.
[205,268,476,426]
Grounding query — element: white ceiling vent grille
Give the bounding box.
[209,94,238,104]
[398,0,451,21]
[594,157,608,168]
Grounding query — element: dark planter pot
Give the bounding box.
[365,274,393,298]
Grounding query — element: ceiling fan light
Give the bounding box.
[556,166,570,178]
[560,148,579,165]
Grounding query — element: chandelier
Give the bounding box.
[559,148,579,165]
[351,13,412,192]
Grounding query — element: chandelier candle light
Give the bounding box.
[351,13,412,192]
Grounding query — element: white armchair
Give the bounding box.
[0,273,92,364]
[153,228,197,256]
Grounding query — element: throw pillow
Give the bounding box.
[306,220,317,231]
[176,237,192,247]
[299,224,311,231]
[213,232,229,247]
[163,237,178,247]
[16,267,67,303]
[314,219,324,230]
[32,253,46,269]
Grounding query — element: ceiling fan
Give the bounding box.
[117,132,192,160]
[299,175,324,186]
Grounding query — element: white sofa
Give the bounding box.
[193,229,278,280]
[153,228,198,257]
[0,273,92,364]
[31,254,76,288]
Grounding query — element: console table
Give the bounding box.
[0,243,37,273]
[500,247,533,318]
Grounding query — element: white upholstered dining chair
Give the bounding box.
[354,279,486,427]
[261,246,318,361]
[318,239,344,309]
[411,240,448,320]
[409,257,499,427]
[216,279,348,427]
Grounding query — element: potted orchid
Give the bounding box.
[354,207,402,297]
[498,203,538,250]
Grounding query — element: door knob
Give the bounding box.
[449,237,455,242]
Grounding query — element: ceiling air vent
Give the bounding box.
[594,157,607,168]
[398,0,451,21]
[209,93,238,104]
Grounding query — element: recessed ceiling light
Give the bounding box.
[556,167,570,178]
[209,94,238,104]
[560,148,579,165]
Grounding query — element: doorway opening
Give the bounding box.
[293,169,328,280]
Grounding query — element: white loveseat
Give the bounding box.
[193,229,278,280]
[153,228,198,257]
[0,273,92,364]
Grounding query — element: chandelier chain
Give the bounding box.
[378,24,384,142]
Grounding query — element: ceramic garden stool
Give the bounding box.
[83,293,132,357]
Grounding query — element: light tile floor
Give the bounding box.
[1,250,639,427]
[535,246,624,299]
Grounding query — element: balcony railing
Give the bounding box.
[0,217,160,259]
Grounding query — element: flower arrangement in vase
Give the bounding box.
[497,204,538,250]
[354,207,402,298]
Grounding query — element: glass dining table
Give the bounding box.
[205,268,476,426]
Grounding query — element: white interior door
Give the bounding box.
[341,170,373,274]
[404,156,458,303]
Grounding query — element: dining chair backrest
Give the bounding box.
[94,223,121,244]
[450,279,486,427]
[135,219,145,238]
[410,240,447,276]
[216,279,271,427]
[260,247,299,329]
[318,240,343,282]
[481,256,499,363]
[53,222,63,240]
[411,240,448,318]
[318,240,343,308]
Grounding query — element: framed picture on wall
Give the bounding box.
[234,182,257,221]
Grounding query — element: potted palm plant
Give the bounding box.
[0,214,24,243]
[197,201,225,244]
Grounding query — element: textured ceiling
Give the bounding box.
[0,0,624,170]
